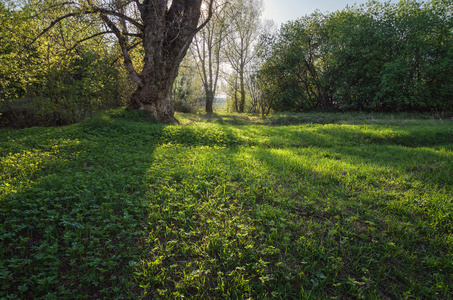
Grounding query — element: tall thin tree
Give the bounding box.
[191,0,227,113]
[224,0,262,113]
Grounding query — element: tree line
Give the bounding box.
[258,0,453,113]
[1,0,452,128]
[176,0,453,115]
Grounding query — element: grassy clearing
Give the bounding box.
[1,110,452,299]
[180,111,452,127]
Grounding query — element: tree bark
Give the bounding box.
[129,77,179,123]
[205,89,214,113]
[239,63,246,113]
[125,0,209,123]
[103,0,214,123]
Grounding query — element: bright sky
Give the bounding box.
[262,0,399,25]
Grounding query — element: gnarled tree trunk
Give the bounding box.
[125,0,213,123]
[129,79,178,123]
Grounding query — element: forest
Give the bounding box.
[1,0,451,128]
[1,0,453,299]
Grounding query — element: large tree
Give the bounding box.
[32,0,214,123]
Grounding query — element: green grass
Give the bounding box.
[1,109,452,299]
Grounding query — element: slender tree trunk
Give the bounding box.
[191,2,225,115]
[205,89,214,113]
[239,64,246,113]
[234,75,239,112]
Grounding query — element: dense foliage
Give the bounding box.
[1,110,452,298]
[0,1,134,128]
[172,53,205,114]
[259,0,453,113]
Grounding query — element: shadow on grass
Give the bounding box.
[179,112,267,126]
[1,113,452,298]
[0,116,165,298]
[0,112,248,298]
[230,122,453,149]
[176,111,453,127]
[250,142,453,233]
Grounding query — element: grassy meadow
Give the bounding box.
[0,110,452,299]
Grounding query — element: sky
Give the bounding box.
[262,0,399,25]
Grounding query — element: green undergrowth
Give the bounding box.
[1,109,452,299]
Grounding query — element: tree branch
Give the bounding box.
[30,0,145,46]
[100,13,143,87]
[133,0,144,15]
[94,7,144,31]
[64,31,111,53]
[29,12,83,46]
[29,1,77,19]
[196,0,215,33]
[110,40,142,66]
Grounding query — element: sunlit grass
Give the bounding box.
[1,110,452,298]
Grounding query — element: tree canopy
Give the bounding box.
[258,0,453,113]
